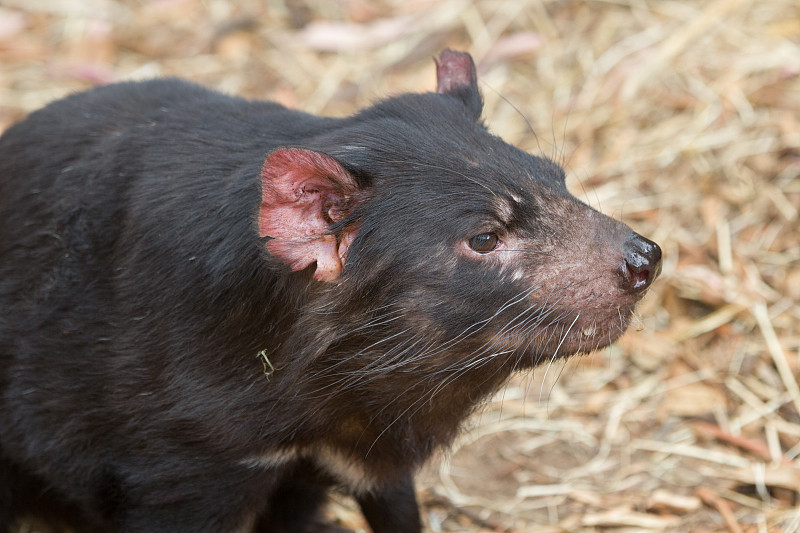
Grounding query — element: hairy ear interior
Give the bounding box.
[259,148,361,282]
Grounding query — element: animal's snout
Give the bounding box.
[620,232,662,293]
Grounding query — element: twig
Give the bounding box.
[423,490,514,532]
[753,302,800,417]
[696,487,744,533]
[695,421,790,464]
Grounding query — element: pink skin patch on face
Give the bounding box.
[259,148,360,282]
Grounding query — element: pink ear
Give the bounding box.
[435,49,478,96]
[434,49,482,121]
[258,148,361,282]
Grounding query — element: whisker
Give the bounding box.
[538,313,580,404]
[480,81,544,158]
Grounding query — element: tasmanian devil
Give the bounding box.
[0,50,661,532]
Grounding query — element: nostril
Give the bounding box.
[621,232,663,293]
[626,264,650,289]
[623,260,653,291]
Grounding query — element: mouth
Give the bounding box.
[551,308,634,356]
[490,303,637,367]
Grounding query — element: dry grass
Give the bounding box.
[1,0,798,531]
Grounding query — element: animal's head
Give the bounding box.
[258,50,661,394]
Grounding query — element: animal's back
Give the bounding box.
[0,80,248,360]
[0,80,304,528]
[0,78,305,347]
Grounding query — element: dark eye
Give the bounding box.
[468,233,499,253]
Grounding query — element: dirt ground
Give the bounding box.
[1,0,799,532]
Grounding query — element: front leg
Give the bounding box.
[356,474,421,533]
[252,459,335,533]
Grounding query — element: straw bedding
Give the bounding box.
[1,1,798,531]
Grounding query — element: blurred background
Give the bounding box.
[1,0,798,531]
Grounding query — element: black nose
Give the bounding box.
[620,232,662,293]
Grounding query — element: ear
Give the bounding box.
[435,49,483,121]
[258,148,362,282]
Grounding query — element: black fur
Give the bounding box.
[0,52,660,532]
